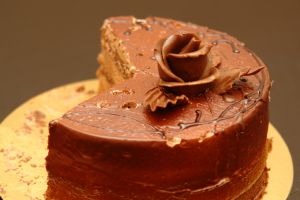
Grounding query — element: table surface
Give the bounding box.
[0,0,299,199]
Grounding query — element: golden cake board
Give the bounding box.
[0,79,293,200]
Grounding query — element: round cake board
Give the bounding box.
[0,79,293,200]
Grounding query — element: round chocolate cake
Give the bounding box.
[46,16,271,200]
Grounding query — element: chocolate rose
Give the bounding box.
[144,33,264,112]
[156,33,220,95]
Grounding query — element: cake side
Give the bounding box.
[96,16,136,90]
[46,16,271,200]
[46,96,269,199]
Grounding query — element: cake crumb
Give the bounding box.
[86,89,96,95]
[96,101,110,108]
[22,123,32,133]
[76,85,85,92]
[129,66,136,74]
[30,163,37,168]
[267,138,273,153]
[166,137,181,148]
[0,185,6,194]
[20,156,32,163]
[110,89,135,95]
[122,102,138,109]
[26,110,46,127]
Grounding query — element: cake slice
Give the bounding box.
[46,16,271,200]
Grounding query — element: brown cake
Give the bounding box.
[46,16,271,200]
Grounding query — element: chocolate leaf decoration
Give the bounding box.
[241,66,265,76]
[212,68,241,94]
[213,66,265,94]
[144,87,189,112]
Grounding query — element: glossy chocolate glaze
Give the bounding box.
[46,16,271,199]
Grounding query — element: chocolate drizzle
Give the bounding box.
[212,40,240,53]
[199,31,240,53]
[195,110,202,123]
[177,73,264,131]
[123,30,132,36]
[170,31,266,134]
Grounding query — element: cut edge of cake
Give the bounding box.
[96,16,136,91]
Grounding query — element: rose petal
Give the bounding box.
[162,33,196,56]
[159,68,219,96]
[155,42,184,82]
[156,33,211,83]
[179,37,201,53]
[167,44,212,82]
[202,53,221,78]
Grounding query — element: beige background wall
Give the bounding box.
[0,0,299,198]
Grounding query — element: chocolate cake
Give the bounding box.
[46,16,271,200]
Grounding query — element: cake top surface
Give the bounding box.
[60,16,270,143]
